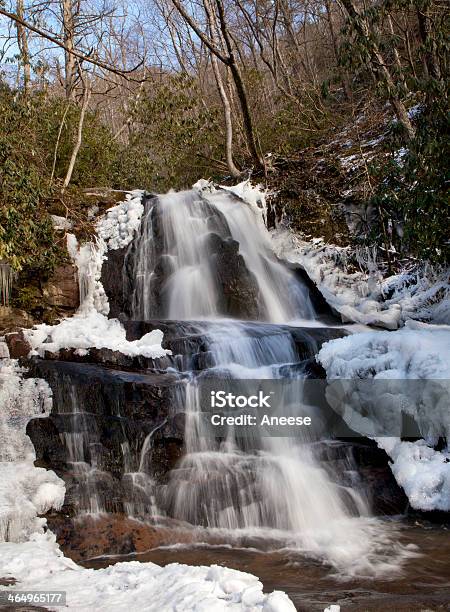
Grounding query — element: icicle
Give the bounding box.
[0,261,14,306]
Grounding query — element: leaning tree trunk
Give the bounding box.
[204,0,241,177]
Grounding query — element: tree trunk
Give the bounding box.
[16,0,30,91]
[204,0,241,177]
[214,0,264,171]
[417,4,441,81]
[62,0,77,99]
[62,80,90,192]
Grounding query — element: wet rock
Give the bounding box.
[26,360,186,514]
[41,346,171,371]
[100,246,129,319]
[316,440,409,515]
[46,513,196,562]
[205,232,261,319]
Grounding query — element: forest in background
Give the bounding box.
[0,0,448,311]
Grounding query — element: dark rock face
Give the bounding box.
[42,264,79,310]
[205,233,260,319]
[27,360,185,514]
[100,246,129,319]
[315,440,409,515]
[0,306,35,334]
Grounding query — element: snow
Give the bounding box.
[24,310,170,360]
[0,360,65,542]
[0,532,296,612]
[324,606,340,612]
[0,536,297,612]
[51,215,73,231]
[317,325,450,511]
[271,230,450,329]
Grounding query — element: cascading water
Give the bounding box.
[31,185,409,575]
[122,187,398,572]
[128,188,314,322]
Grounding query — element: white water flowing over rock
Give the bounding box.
[130,181,313,322]
[318,323,450,511]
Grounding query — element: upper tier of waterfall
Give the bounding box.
[125,188,314,323]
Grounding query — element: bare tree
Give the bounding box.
[171,0,265,170]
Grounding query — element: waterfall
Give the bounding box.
[128,189,314,322]
[123,187,387,570]
[30,185,406,574]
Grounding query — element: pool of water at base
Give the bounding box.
[82,519,450,611]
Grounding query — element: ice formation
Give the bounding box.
[30,191,166,359]
[0,360,65,542]
[318,324,450,511]
[66,190,145,315]
[271,231,450,329]
[97,190,145,250]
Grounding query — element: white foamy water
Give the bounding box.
[120,187,412,576]
[129,188,314,322]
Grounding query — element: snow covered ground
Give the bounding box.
[1,533,296,612]
[318,323,450,511]
[24,310,169,360]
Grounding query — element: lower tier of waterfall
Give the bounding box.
[27,319,409,574]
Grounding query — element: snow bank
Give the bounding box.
[317,325,450,511]
[0,532,296,612]
[24,311,169,360]
[0,360,65,542]
[271,230,450,329]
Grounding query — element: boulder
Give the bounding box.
[205,232,260,319]
[5,329,32,359]
[0,306,35,334]
[42,264,79,310]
